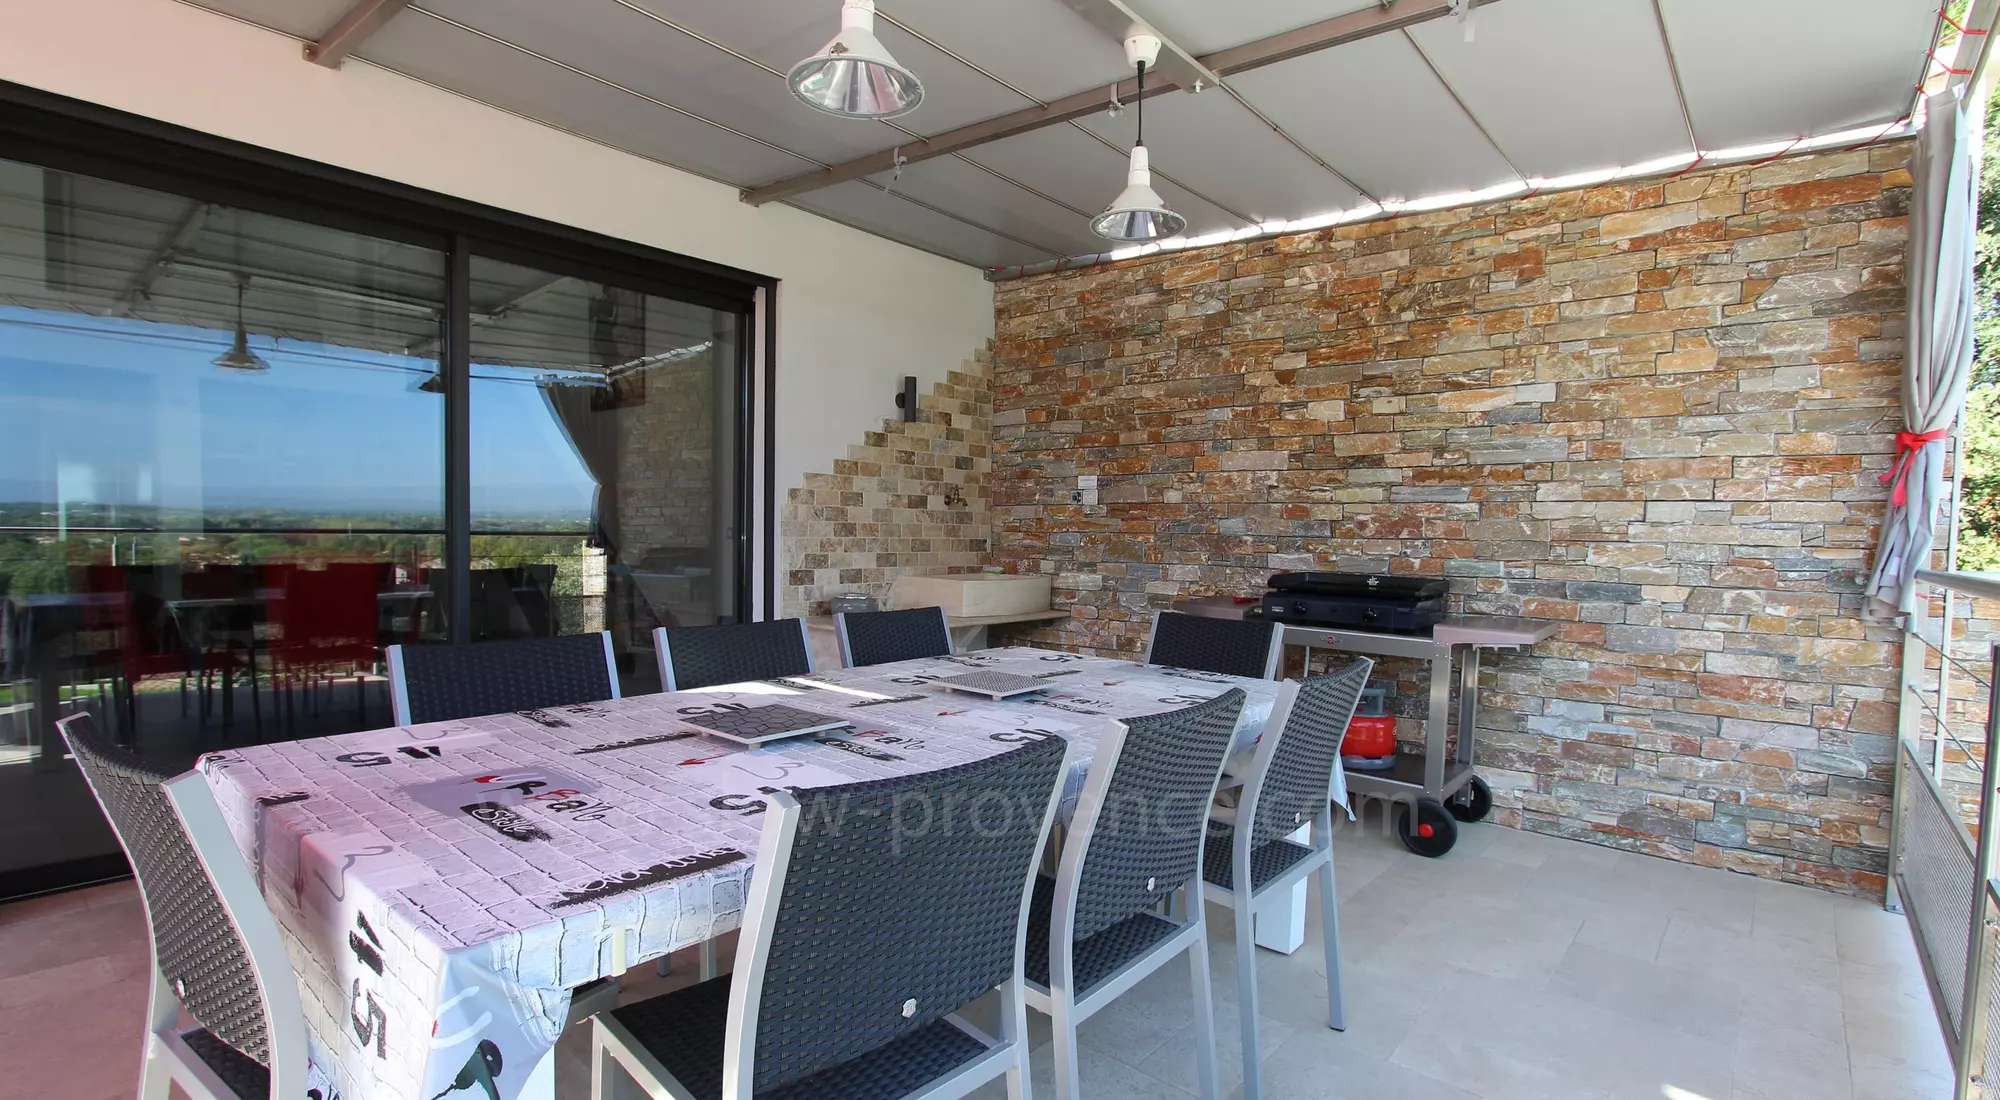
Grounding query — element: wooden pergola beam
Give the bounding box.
[303,0,414,68]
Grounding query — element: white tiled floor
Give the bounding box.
[0,817,1953,1100]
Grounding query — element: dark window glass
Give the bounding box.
[0,158,446,884]
[467,254,743,692]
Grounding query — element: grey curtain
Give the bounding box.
[538,286,644,556]
[539,378,620,553]
[1865,89,1979,620]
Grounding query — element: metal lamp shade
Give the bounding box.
[1091,146,1186,243]
[788,0,923,119]
[212,325,270,372]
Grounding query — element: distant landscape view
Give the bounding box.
[0,500,591,599]
[0,301,603,601]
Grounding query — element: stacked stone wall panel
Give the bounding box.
[984,145,1916,895]
[781,355,994,616]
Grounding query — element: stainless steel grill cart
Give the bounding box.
[1173,596,1557,856]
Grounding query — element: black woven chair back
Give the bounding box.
[1072,688,1245,940]
[838,606,951,667]
[59,713,270,1064]
[661,619,811,691]
[1251,660,1372,846]
[751,736,1067,1095]
[1147,612,1277,679]
[395,633,614,724]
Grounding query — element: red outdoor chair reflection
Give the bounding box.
[267,563,384,729]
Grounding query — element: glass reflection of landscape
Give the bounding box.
[0,305,599,614]
[0,154,740,894]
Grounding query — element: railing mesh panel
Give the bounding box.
[1903,745,1977,1041]
[1979,890,2000,1099]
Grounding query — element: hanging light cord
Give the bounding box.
[1135,59,1146,147]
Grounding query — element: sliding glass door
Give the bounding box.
[467,253,743,692]
[0,140,757,897]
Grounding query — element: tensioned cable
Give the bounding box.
[871,7,1257,226]
[1906,686,1988,779]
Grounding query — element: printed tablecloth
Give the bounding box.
[197,647,1312,1100]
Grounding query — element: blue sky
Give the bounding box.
[0,306,595,524]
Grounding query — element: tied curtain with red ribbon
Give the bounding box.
[1864,89,1978,620]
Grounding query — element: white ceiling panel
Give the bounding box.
[1133,0,1381,55]
[1408,0,1691,177]
[1079,85,1366,223]
[178,0,1952,270]
[788,181,1055,268]
[964,125,1250,238]
[868,157,1106,255]
[1229,33,1519,202]
[877,0,1134,104]
[872,21,1054,133]
[420,0,900,167]
[1661,0,1936,148]
[360,12,810,186]
[183,0,357,39]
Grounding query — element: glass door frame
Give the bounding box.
[450,238,759,643]
[0,82,774,897]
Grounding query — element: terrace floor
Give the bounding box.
[0,816,1950,1100]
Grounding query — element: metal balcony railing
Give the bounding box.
[1895,569,2000,1099]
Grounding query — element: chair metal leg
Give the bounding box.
[700,937,718,980]
[137,1036,174,1100]
[1318,856,1344,1032]
[1050,993,1083,1100]
[1188,927,1222,1100]
[1233,893,1262,1100]
[589,1022,613,1100]
[140,967,178,1100]
[998,980,1030,1100]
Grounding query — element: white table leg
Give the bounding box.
[950,624,990,652]
[1254,823,1311,954]
[522,1042,558,1100]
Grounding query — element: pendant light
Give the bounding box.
[212,276,270,372]
[1092,34,1185,243]
[788,0,924,119]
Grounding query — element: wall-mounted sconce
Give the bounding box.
[893,375,917,422]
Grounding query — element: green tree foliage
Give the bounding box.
[1961,83,2000,568]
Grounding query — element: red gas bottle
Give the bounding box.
[1341,684,1397,771]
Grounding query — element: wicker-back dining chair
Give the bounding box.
[1202,660,1373,1099]
[591,735,1073,1100]
[385,631,620,725]
[1144,610,1284,680]
[59,712,309,1100]
[655,618,814,691]
[1028,688,1247,1100]
[834,606,953,667]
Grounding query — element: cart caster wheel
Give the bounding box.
[1448,776,1492,823]
[1397,799,1458,857]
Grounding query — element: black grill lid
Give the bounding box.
[1266,572,1447,600]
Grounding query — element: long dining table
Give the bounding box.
[197,646,1331,1100]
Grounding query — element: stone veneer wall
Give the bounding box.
[988,144,1914,895]
[781,355,993,617]
[616,354,714,558]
